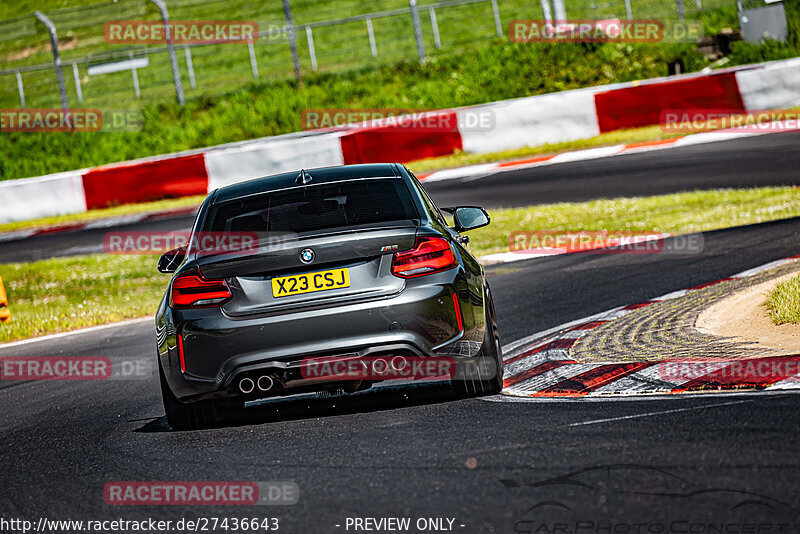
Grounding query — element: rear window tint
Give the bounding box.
[204,179,419,235]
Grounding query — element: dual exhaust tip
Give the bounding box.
[237,356,410,395]
[238,375,275,395]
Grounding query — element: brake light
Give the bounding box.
[391,237,457,278]
[170,272,232,308]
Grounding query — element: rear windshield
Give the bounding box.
[203,178,419,235]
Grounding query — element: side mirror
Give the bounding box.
[447,206,490,232]
[157,246,187,273]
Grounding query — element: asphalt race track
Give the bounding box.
[2,130,800,263]
[2,218,800,530]
[424,130,800,208]
[1,133,800,531]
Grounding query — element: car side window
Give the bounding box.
[407,169,448,226]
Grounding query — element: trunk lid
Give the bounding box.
[196,224,417,316]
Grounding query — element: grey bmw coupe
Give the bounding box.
[155,163,502,429]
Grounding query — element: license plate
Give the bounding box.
[271,268,350,298]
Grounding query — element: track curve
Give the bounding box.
[2,133,800,529]
[2,215,800,529]
[1,131,799,263]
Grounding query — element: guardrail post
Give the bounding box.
[33,11,68,111]
[247,37,260,78]
[149,0,185,106]
[282,0,303,85]
[409,0,426,62]
[429,7,441,48]
[490,0,502,37]
[130,52,142,97]
[551,0,567,22]
[305,26,318,70]
[676,0,686,19]
[15,72,26,108]
[72,62,83,102]
[540,0,553,23]
[184,45,197,89]
[366,17,378,57]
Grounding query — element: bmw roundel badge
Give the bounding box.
[300,248,315,264]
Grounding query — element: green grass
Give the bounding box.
[2,186,800,342]
[0,254,164,342]
[0,0,655,109]
[0,0,739,25]
[765,274,800,325]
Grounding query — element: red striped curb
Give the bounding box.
[502,256,800,397]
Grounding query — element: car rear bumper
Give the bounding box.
[160,279,475,401]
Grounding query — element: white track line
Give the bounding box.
[567,399,752,426]
[0,317,152,350]
[482,388,800,403]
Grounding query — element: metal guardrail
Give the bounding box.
[0,0,732,110]
[0,0,504,108]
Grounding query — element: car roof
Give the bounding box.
[213,163,403,203]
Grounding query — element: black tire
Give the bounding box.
[453,286,504,397]
[159,364,244,430]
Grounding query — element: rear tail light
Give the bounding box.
[391,237,457,278]
[170,271,232,308]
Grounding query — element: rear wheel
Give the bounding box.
[159,364,244,430]
[454,286,503,397]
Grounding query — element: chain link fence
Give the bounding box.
[0,0,736,111]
